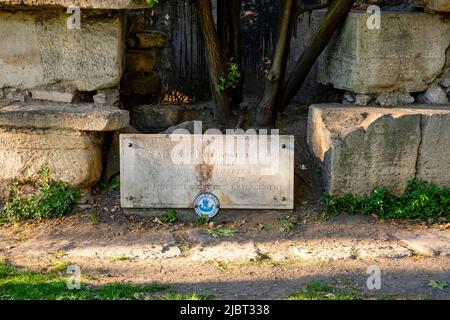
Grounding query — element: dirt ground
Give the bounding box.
[0,105,449,300]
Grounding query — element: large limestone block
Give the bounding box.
[0,129,103,189]
[0,101,129,131]
[416,112,450,186]
[307,104,450,196]
[0,0,149,9]
[318,12,450,94]
[0,9,124,92]
[423,0,450,12]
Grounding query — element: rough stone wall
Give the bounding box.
[121,10,168,106]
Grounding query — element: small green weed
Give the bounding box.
[160,210,178,223]
[98,176,120,191]
[197,215,211,224]
[427,280,448,290]
[279,215,298,233]
[88,213,100,225]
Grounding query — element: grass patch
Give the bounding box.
[207,227,238,238]
[50,261,73,274]
[288,280,431,300]
[288,280,362,300]
[160,292,213,300]
[323,179,450,221]
[1,167,80,222]
[0,260,179,300]
[110,256,131,262]
[160,210,178,223]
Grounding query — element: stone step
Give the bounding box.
[0,100,129,132]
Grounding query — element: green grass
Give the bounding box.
[0,260,210,300]
[160,292,213,300]
[323,179,450,221]
[207,227,238,238]
[287,280,432,300]
[287,280,362,300]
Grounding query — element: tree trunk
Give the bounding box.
[217,0,243,107]
[197,0,232,124]
[278,0,355,111]
[256,0,295,126]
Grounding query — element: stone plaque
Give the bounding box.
[120,134,294,209]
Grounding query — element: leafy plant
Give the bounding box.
[160,210,178,223]
[215,58,241,93]
[146,0,159,8]
[1,168,80,222]
[323,179,450,221]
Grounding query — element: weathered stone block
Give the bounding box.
[93,89,120,106]
[416,112,450,186]
[32,89,76,103]
[0,101,129,132]
[307,104,450,196]
[126,50,156,73]
[135,31,168,49]
[120,72,162,96]
[0,129,103,189]
[0,9,124,92]
[423,0,450,12]
[130,104,182,133]
[318,11,450,94]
